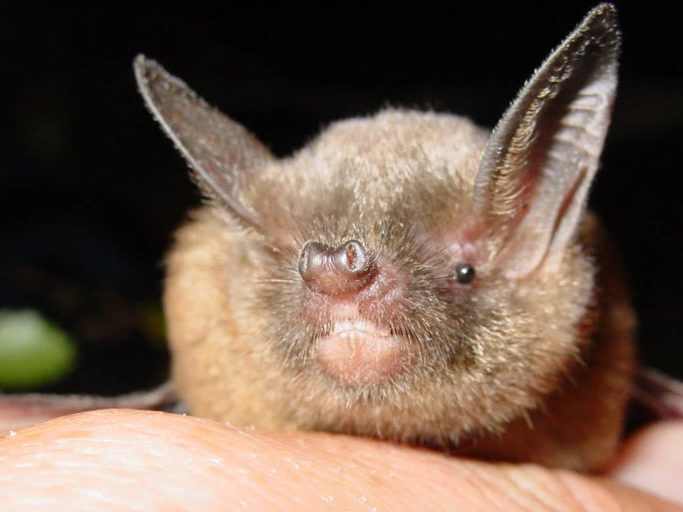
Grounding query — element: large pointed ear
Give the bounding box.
[134,55,275,229]
[472,4,620,278]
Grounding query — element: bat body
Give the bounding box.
[137,4,635,471]
[164,176,635,471]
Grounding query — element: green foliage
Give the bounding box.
[0,309,77,389]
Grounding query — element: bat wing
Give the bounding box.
[629,367,683,428]
[0,381,180,432]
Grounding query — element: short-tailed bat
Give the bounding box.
[133,4,635,471]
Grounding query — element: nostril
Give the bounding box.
[298,241,328,282]
[299,239,375,296]
[335,240,370,275]
[345,244,357,268]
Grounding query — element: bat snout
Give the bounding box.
[298,240,375,296]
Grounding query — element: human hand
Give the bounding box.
[1,409,681,511]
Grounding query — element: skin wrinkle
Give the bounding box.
[555,471,623,512]
[1,410,683,512]
[507,465,597,512]
[265,432,401,511]
[471,464,546,511]
[223,428,368,509]
[3,413,251,510]
[449,462,513,511]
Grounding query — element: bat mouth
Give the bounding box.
[314,319,414,387]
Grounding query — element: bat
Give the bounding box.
[136,3,633,471]
[2,3,680,472]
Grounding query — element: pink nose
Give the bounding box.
[298,240,375,296]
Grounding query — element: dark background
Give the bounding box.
[1,2,681,394]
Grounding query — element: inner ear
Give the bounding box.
[472,4,620,278]
[134,56,275,230]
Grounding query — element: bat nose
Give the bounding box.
[298,240,375,296]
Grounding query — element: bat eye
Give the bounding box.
[454,263,475,284]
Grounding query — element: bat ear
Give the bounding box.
[472,4,620,278]
[134,55,274,229]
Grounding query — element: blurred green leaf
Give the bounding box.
[0,309,77,390]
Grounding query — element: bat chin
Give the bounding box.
[313,319,414,387]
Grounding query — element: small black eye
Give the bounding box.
[454,263,476,284]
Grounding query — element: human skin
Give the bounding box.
[0,409,681,511]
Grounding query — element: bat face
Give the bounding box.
[137,3,636,469]
[249,113,491,391]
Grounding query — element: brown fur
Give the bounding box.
[164,111,635,471]
[151,5,635,471]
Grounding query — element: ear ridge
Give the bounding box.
[472,4,620,277]
[134,55,274,228]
